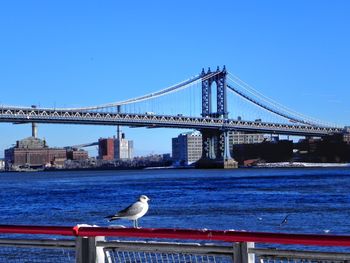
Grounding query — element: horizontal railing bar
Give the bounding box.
[0,243,75,250]
[98,240,234,255]
[1,225,350,247]
[77,227,350,247]
[0,238,75,249]
[250,248,350,260]
[0,225,74,236]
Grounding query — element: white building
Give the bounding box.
[114,131,134,160]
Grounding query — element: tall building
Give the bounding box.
[114,131,134,160]
[98,131,134,161]
[172,131,202,165]
[98,138,115,160]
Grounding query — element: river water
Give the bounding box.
[0,168,350,235]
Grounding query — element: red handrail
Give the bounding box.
[76,227,350,247]
[0,225,74,236]
[0,224,350,247]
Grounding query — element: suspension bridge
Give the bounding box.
[0,66,345,168]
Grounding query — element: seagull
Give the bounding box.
[105,195,150,228]
[279,214,290,226]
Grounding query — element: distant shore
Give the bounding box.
[2,162,350,173]
[253,162,350,168]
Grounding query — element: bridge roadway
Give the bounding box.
[0,106,343,136]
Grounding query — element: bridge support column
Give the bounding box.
[196,129,238,169]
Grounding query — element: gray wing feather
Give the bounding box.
[116,201,144,217]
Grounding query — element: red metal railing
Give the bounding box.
[0,225,74,236]
[0,224,350,247]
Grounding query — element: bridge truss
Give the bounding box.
[0,106,342,137]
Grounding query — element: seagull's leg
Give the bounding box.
[136,219,138,228]
[133,220,136,228]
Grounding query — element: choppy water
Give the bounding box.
[0,168,350,235]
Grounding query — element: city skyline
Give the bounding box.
[1,1,349,157]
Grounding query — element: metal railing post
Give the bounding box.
[76,236,97,263]
[96,236,108,263]
[233,242,255,263]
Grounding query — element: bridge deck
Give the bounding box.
[0,107,342,136]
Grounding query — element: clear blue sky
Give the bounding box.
[0,1,349,157]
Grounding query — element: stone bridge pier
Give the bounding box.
[195,129,238,169]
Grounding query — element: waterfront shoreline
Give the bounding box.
[2,162,350,173]
[253,162,350,168]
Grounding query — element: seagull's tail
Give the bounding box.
[105,215,120,222]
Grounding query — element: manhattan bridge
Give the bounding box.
[0,66,346,168]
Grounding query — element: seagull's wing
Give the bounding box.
[116,201,144,217]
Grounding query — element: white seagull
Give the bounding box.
[105,195,150,228]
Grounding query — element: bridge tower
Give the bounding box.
[201,66,228,119]
[196,66,238,169]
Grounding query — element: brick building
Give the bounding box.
[98,133,134,161]
[5,137,67,169]
[98,138,115,160]
[66,149,89,160]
